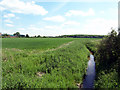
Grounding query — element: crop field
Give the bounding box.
[2,38,100,88]
[2,38,78,50]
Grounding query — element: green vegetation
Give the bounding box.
[2,32,106,38]
[13,32,21,37]
[2,34,119,88]
[86,30,120,88]
[57,34,106,38]
[2,38,99,88]
[2,38,76,50]
[85,39,101,54]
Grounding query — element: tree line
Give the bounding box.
[56,34,106,38]
[2,32,41,38]
[2,32,107,38]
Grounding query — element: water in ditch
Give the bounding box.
[82,54,96,88]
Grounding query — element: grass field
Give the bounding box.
[2,38,78,50]
[2,38,100,88]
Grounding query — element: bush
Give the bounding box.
[94,30,120,88]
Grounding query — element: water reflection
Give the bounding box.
[83,54,96,88]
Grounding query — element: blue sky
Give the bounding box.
[0,0,118,36]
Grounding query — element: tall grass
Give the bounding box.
[2,38,96,88]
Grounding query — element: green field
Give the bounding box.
[2,38,100,88]
[2,38,77,50]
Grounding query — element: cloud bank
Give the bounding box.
[0,0,48,15]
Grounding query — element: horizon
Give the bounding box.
[0,0,118,36]
[1,32,108,37]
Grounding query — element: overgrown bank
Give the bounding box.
[2,39,91,88]
[86,30,120,88]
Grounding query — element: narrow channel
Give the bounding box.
[82,53,96,88]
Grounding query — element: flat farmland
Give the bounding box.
[2,38,100,88]
[2,38,78,50]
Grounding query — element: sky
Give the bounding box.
[0,0,119,36]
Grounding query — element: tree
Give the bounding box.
[2,33,8,38]
[96,29,119,70]
[108,29,117,37]
[43,36,46,38]
[95,28,120,88]
[2,34,8,36]
[26,34,29,38]
[13,32,20,37]
[37,35,41,38]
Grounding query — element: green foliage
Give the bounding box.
[2,38,96,88]
[13,32,20,37]
[57,34,106,38]
[85,40,100,54]
[2,34,9,36]
[37,35,41,38]
[87,30,120,88]
[25,34,29,38]
[96,30,119,69]
[95,69,119,88]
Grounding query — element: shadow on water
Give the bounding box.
[82,54,96,88]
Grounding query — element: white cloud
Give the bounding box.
[59,18,117,35]
[27,25,41,30]
[35,0,118,2]
[63,21,80,26]
[3,13,15,18]
[65,8,95,16]
[44,18,117,36]
[100,11,105,14]
[0,0,48,15]
[4,19,13,23]
[5,24,14,27]
[44,25,59,29]
[82,18,117,35]
[43,15,66,22]
[43,21,80,33]
[31,1,35,4]
[3,17,117,36]
[109,8,118,16]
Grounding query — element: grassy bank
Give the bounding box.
[2,38,98,88]
[85,32,120,88]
